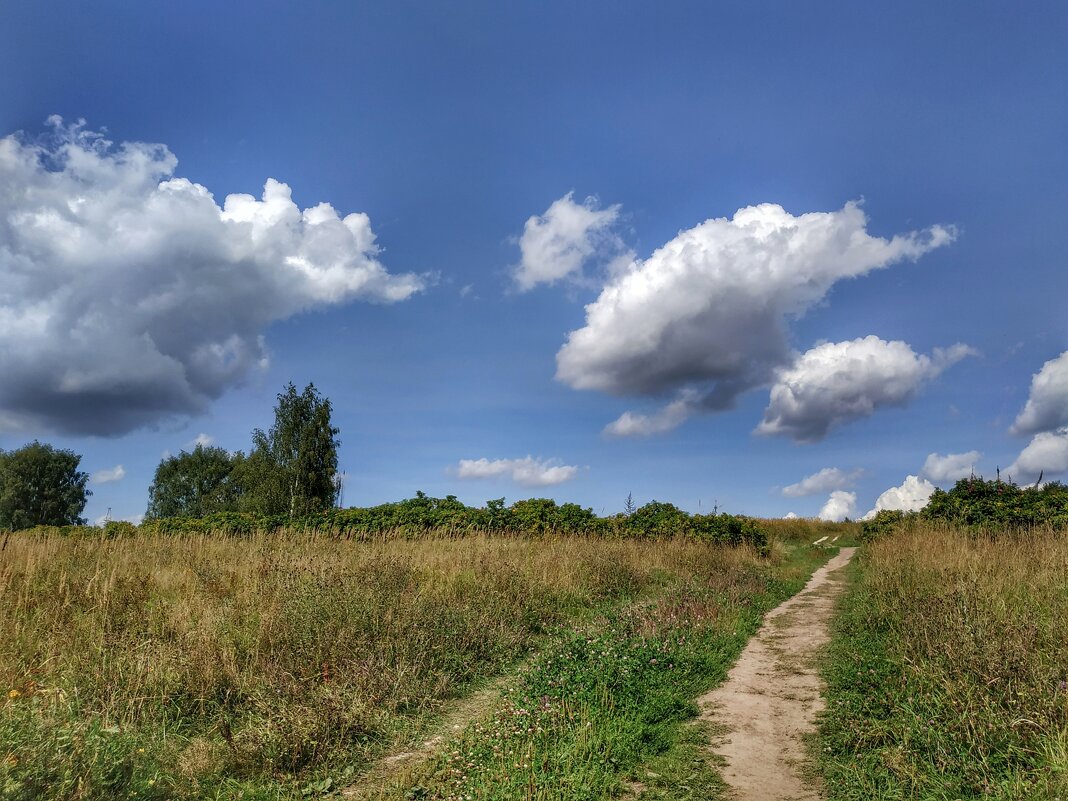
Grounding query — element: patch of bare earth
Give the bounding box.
[698,547,856,801]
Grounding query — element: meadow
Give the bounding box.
[6,511,1063,801]
[819,524,1068,799]
[0,526,830,800]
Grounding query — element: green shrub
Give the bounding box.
[859,510,911,542]
[102,520,138,538]
[923,476,1068,529]
[62,493,772,552]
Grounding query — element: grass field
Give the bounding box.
[0,528,833,800]
[818,525,1068,800]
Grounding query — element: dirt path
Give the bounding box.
[698,547,856,801]
[341,674,510,799]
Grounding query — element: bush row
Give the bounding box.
[923,476,1068,527]
[861,476,1068,540]
[14,493,769,552]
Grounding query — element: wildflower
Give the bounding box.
[7,689,19,699]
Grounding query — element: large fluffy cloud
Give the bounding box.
[556,202,955,427]
[512,193,622,292]
[757,337,975,442]
[921,450,981,483]
[1011,351,1068,436]
[454,456,580,487]
[818,491,856,522]
[861,475,936,520]
[0,118,423,435]
[782,467,863,497]
[1006,428,1068,484]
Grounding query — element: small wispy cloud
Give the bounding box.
[603,393,697,438]
[453,456,581,487]
[91,465,126,484]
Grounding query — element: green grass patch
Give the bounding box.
[0,530,832,800]
[389,544,830,800]
[817,529,1068,800]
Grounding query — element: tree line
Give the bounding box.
[146,382,339,519]
[1,380,769,552]
[0,383,338,530]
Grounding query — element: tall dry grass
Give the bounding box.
[0,530,766,799]
[761,517,861,545]
[821,526,1068,799]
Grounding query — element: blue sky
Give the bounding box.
[1,1,1066,523]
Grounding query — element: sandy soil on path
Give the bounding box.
[698,547,856,801]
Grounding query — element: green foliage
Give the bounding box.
[923,475,1068,529]
[624,500,690,538]
[403,544,827,800]
[859,509,913,542]
[145,445,240,519]
[133,493,770,552]
[228,448,284,516]
[102,520,138,538]
[0,700,168,801]
[0,441,91,530]
[505,497,599,534]
[244,383,340,517]
[142,383,342,522]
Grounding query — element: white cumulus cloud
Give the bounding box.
[0,117,424,435]
[782,467,863,497]
[782,512,800,520]
[603,392,697,438]
[454,456,581,487]
[555,201,956,431]
[757,337,976,442]
[921,450,981,483]
[1011,351,1068,436]
[90,464,126,484]
[861,475,936,520]
[1006,428,1068,484]
[512,192,623,291]
[818,491,857,522]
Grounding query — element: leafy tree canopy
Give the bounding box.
[0,441,91,530]
[244,382,340,517]
[145,445,240,519]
